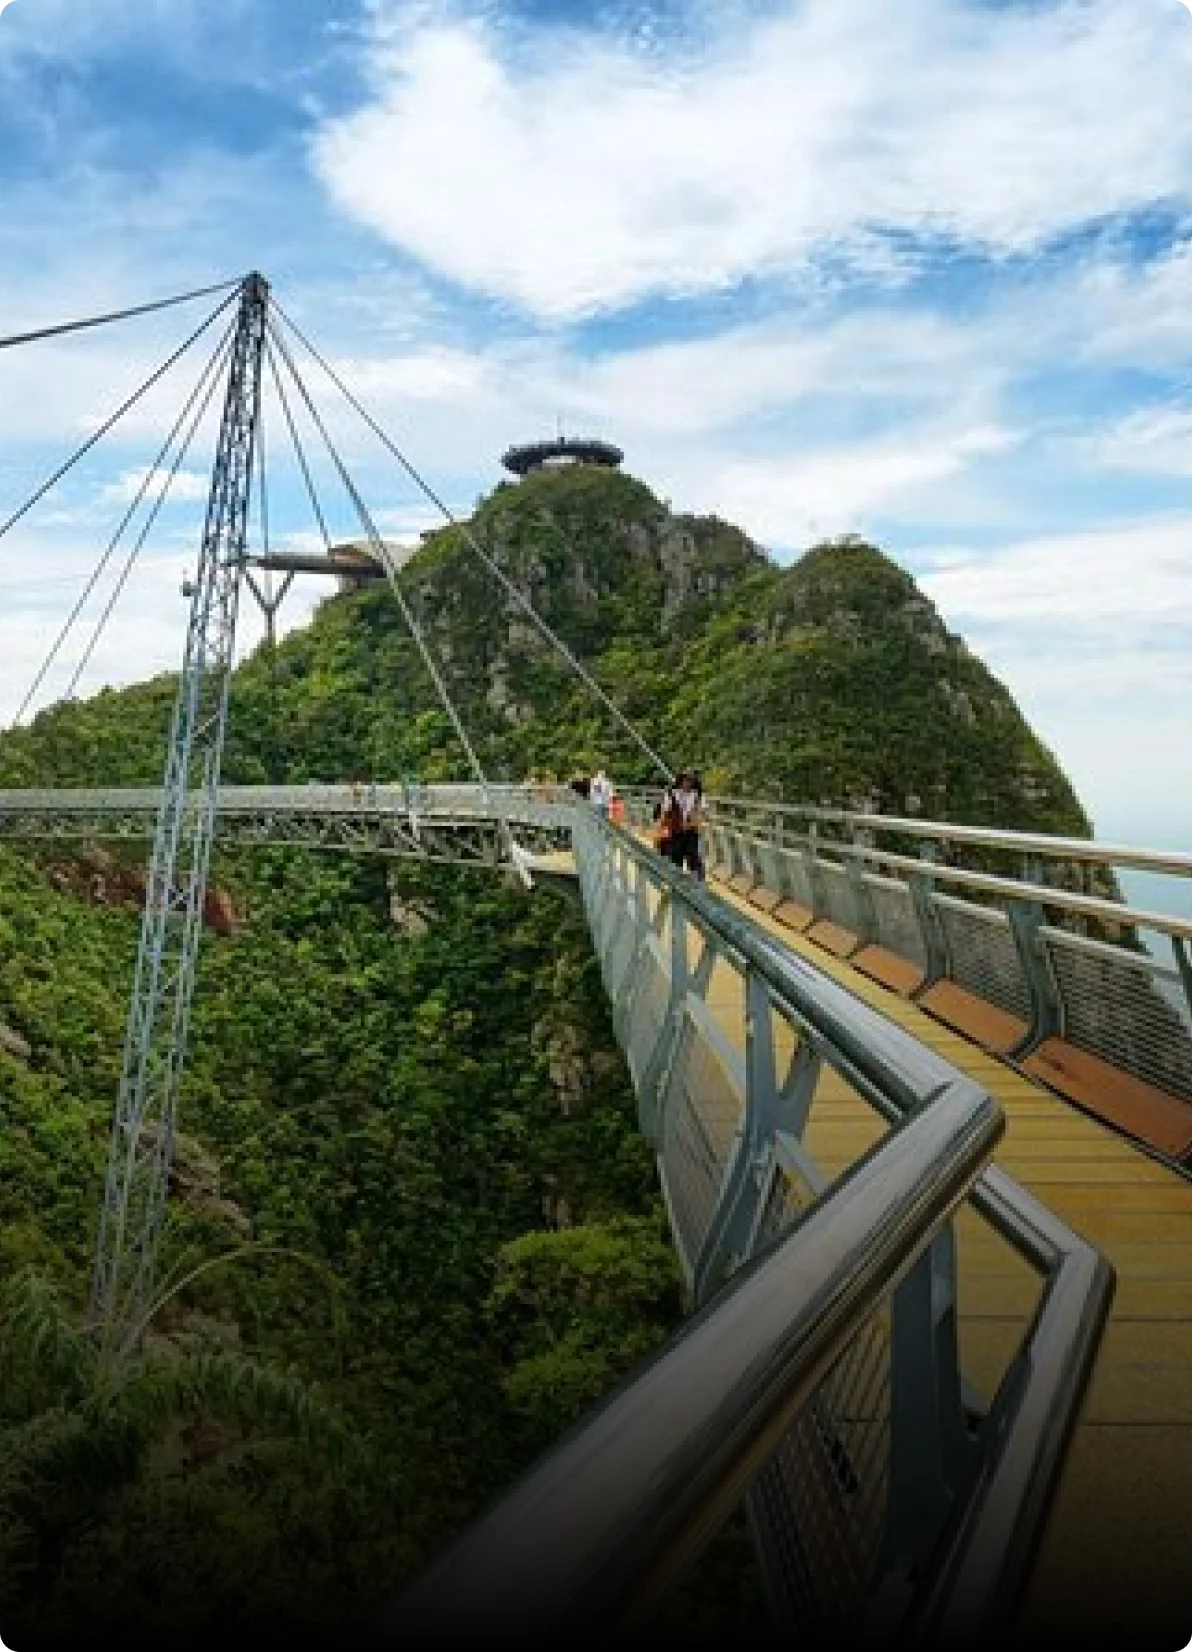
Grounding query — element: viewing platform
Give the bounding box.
[501,435,624,477]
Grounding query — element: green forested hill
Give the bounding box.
[0,465,1087,834]
[0,465,1092,1644]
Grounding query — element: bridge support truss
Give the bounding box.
[89,274,269,1351]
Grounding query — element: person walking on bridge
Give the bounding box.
[659,770,704,881]
[590,768,613,818]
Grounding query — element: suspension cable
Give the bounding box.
[264,334,334,556]
[0,287,240,552]
[257,356,272,569]
[0,278,241,354]
[59,324,239,706]
[272,301,674,783]
[251,371,286,783]
[266,320,492,794]
[17,315,238,720]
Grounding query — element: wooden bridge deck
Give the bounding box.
[700,871,1192,1645]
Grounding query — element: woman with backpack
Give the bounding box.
[654,771,704,881]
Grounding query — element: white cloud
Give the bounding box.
[917,517,1192,630]
[314,0,1192,319]
[100,468,212,507]
[0,527,325,731]
[328,346,495,405]
[914,518,1192,841]
[1062,405,1192,476]
[644,420,1018,546]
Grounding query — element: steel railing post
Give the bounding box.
[909,846,949,991]
[869,1223,972,1631]
[693,968,778,1301]
[1007,899,1063,1058]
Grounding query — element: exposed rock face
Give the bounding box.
[530,1015,592,1116]
[0,1022,30,1062]
[203,887,241,937]
[44,845,243,935]
[141,1125,252,1239]
[388,892,432,939]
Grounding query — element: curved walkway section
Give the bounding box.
[707,866,1192,1646]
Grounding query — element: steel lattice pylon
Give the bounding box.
[90,273,269,1352]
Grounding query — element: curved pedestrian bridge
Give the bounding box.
[707,864,1192,1645]
[4,782,1191,1644]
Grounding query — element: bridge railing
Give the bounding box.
[0,780,572,822]
[8,779,1189,1147]
[386,815,1113,1641]
[0,782,576,869]
[619,788,1192,1160]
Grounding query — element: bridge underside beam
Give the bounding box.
[0,809,569,869]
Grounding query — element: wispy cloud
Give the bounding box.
[1062,406,1192,476]
[314,0,1192,320]
[99,468,213,507]
[914,514,1192,838]
[919,516,1191,631]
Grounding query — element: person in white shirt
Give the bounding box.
[590,769,612,817]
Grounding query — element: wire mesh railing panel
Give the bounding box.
[815,861,859,933]
[864,876,928,970]
[604,896,642,1002]
[777,847,816,911]
[1042,929,1192,1102]
[758,840,786,896]
[750,1165,892,1632]
[624,937,669,1091]
[933,895,1032,1021]
[660,1019,739,1266]
[733,845,762,885]
[559,816,1109,1645]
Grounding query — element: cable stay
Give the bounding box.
[0,278,242,355]
[0,287,240,553]
[265,326,501,812]
[18,315,238,720]
[272,300,674,785]
[63,323,239,705]
[244,351,291,783]
[265,339,335,558]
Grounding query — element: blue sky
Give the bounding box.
[0,0,1190,854]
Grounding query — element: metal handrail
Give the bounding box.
[0,782,562,816]
[617,785,1192,880]
[379,820,1115,1638]
[719,823,1192,945]
[913,1166,1114,1641]
[381,1082,1003,1636]
[6,781,1190,879]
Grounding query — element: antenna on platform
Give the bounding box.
[90,271,270,1358]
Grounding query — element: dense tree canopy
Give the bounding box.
[0,466,1092,1642]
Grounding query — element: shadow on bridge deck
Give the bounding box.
[697,861,1192,1646]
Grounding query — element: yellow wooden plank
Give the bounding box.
[1020,1424,1192,1644]
[695,876,1192,1638]
[1057,1211,1192,1244]
[1082,1363,1192,1424]
[1004,1180,1192,1207]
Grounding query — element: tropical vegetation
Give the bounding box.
[0,465,1094,1643]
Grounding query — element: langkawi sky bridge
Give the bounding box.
[1,273,1191,1646]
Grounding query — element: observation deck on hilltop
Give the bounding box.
[501,434,624,478]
